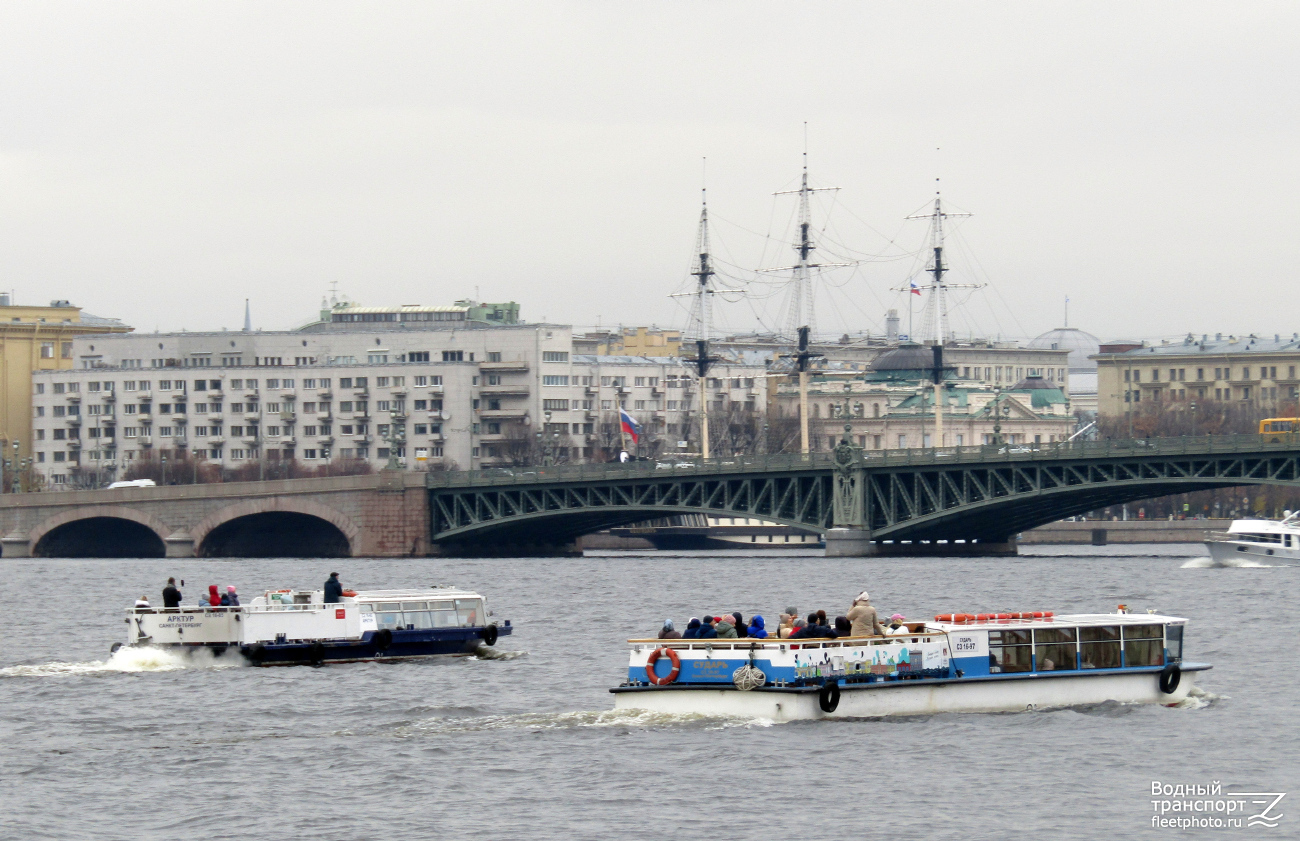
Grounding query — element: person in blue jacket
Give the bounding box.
[324,572,344,603]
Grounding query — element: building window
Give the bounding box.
[542,351,569,362]
[543,399,569,411]
[441,351,464,362]
[542,375,569,386]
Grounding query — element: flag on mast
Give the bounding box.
[619,408,641,444]
[910,280,922,296]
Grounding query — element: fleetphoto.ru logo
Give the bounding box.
[1151,781,1286,830]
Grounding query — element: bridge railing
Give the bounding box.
[425,433,1300,488]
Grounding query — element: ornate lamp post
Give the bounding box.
[990,388,1012,446]
[541,410,554,466]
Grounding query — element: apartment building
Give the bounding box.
[1094,333,1300,417]
[28,318,770,486]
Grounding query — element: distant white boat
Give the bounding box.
[1205,513,1300,564]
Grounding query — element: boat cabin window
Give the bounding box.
[1165,624,1184,663]
[376,602,403,631]
[430,600,459,628]
[1033,627,1077,671]
[1123,623,1164,667]
[1080,626,1121,669]
[988,629,1032,673]
[455,599,482,627]
[401,602,434,630]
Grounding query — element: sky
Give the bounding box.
[0,2,1296,342]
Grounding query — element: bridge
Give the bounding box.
[3,435,1298,558]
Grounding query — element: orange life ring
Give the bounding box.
[645,647,681,685]
[341,590,358,597]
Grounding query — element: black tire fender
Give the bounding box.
[481,624,499,646]
[818,681,841,714]
[1159,664,1181,695]
[372,629,393,652]
[309,641,326,666]
[245,644,267,663]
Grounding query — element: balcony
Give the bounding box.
[66,395,81,403]
[353,434,373,444]
[67,416,82,426]
[391,388,408,396]
[103,393,116,403]
[317,389,333,398]
[481,385,530,397]
[280,411,297,422]
[137,436,153,446]
[481,359,530,372]
[478,408,528,420]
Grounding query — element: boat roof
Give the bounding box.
[351,588,484,600]
[1227,518,1298,533]
[931,613,1186,630]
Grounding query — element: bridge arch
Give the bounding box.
[872,475,1300,542]
[30,507,171,558]
[192,498,359,558]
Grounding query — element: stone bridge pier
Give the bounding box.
[0,472,430,559]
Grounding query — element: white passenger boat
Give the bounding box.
[611,610,1207,721]
[1205,513,1300,564]
[117,587,510,666]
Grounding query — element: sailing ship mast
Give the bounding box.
[772,140,839,453]
[688,185,718,458]
[906,190,973,447]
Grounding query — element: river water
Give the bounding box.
[1,546,1294,840]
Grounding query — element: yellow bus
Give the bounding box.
[1260,418,1300,436]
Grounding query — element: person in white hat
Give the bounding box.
[847,590,886,637]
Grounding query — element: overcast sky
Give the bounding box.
[1,2,1296,342]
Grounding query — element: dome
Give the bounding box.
[1029,327,1101,372]
[871,343,935,371]
[867,343,954,382]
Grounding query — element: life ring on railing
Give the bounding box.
[818,681,841,713]
[372,629,393,652]
[645,647,681,685]
[1159,664,1181,694]
[481,624,499,646]
[341,590,357,597]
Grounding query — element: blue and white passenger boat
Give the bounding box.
[119,587,510,666]
[611,610,1207,721]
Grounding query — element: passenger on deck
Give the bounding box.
[162,578,182,610]
[847,591,887,637]
[222,586,240,608]
[324,572,344,604]
[134,596,150,609]
[681,617,702,639]
[887,614,909,635]
[658,619,682,640]
[816,609,828,628]
[792,613,835,639]
[731,612,748,638]
[207,585,221,606]
[787,617,807,637]
[697,616,718,639]
[747,615,769,638]
[834,616,852,637]
[714,614,738,638]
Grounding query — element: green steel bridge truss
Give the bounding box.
[426,435,1300,547]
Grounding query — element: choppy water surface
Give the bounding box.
[2,547,1294,839]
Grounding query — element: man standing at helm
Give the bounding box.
[847,591,886,637]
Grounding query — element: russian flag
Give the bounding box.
[910,280,922,296]
[619,407,641,444]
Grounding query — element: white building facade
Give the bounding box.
[29,323,769,486]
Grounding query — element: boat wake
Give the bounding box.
[0,645,241,678]
[403,707,772,735]
[1181,556,1284,569]
[1172,685,1219,710]
[470,646,528,661]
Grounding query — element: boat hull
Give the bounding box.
[611,665,1206,722]
[123,626,510,666]
[1206,540,1298,564]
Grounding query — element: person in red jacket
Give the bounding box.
[207,584,221,606]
